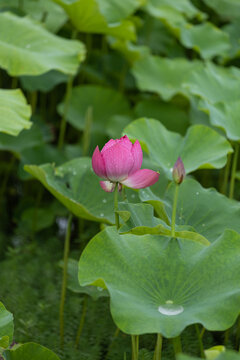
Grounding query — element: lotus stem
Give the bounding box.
[154,334,162,360]
[172,336,182,356]
[221,153,232,195]
[171,184,179,238]
[75,295,88,348]
[59,213,73,348]
[114,184,120,230]
[229,142,239,199]
[195,324,205,358]
[58,75,74,149]
[83,106,93,156]
[131,335,139,360]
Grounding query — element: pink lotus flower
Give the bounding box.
[92,135,159,192]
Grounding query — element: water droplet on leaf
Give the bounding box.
[158,300,184,316]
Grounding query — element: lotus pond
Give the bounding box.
[1,0,240,360]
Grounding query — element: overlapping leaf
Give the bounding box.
[178,350,240,360]
[5,342,60,359]
[79,227,240,337]
[139,178,240,243]
[124,118,232,179]
[0,302,13,344]
[0,12,85,76]
[0,89,31,136]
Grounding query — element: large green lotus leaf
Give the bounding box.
[144,0,206,30]
[180,22,230,60]
[132,55,202,101]
[24,158,115,223]
[0,302,14,343]
[178,350,240,360]
[109,38,150,65]
[53,0,136,40]
[0,89,31,136]
[64,258,109,300]
[0,12,85,76]
[134,99,189,135]
[124,118,232,179]
[5,342,60,360]
[223,21,240,59]
[118,202,210,245]
[202,0,240,20]
[139,178,240,243]
[20,71,68,93]
[0,0,67,33]
[79,227,240,337]
[57,85,131,133]
[201,100,240,141]
[184,63,240,104]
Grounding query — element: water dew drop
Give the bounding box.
[202,223,205,227]
[97,286,103,291]
[158,300,184,316]
[196,192,199,195]
[100,213,104,217]
[102,199,107,203]
[73,171,77,175]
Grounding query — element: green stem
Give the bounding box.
[114,184,119,230]
[131,335,139,360]
[195,324,205,358]
[30,91,38,115]
[171,184,179,237]
[221,154,232,195]
[75,295,88,348]
[235,317,240,350]
[82,106,92,156]
[0,155,15,202]
[172,336,182,356]
[58,75,74,149]
[229,143,239,199]
[59,213,73,348]
[154,334,162,360]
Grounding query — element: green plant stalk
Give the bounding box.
[30,91,38,115]
[224,328,230,346]
[82,106,93,156]
[235,316,240,350]
[229,143,239,199]
[171,184,179,237]
[75,295,88,348]
[58,75,74,149]
[114,184,120,230]
[172,336,182,356]
[195,324,205,358]
[131,335,139,360]
[59,213,73,348]
[221,153,232,195]
[0,155,16,202]
[154,334,162,360]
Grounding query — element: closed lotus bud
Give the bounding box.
[172,157,185,184]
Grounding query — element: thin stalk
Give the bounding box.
[235,316,240,350]
[105,327,120,359]
[59,213,73,348]
[195,324,205,358]
[30,91,38,115]
[58,75,74,149]
[172,336,182,356]
[114,184,120,230]
[82,106,93,156]
[171,184,179,237]
[0,156,15,202]
[221,154,232,195]
[224,328,230,346]
[75,295,88,348]
[154,334,162,360]
[131,335,139,360]
[229,143,239,199]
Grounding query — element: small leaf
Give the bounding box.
[5,342,60,360]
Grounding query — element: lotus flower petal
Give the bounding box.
[92,146,107,179]
[129,140,143,175]
[102,143,134,182]
[100,181,116,193]
[121,169,159,189]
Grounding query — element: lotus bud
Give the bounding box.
[172,157,185,185]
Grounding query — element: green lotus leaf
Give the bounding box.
[223,21,240,59]
[124,118,232,179]
[0,302,13,343]
[109,38,150,65]
[134,99,189,135]
[184,63,240,104]
[64,258,109,300]
[139,178,240,243]
[0,89,31,136]
[0,12,85,76]
[57,85,131,133]
[178,349,240,360]
[79,226,240,337]
[132,55,202,101]
[5,342,60,360]
[118,202,210,245]
[20,71,68,93]
[200,100,240,141]
[53,0,137,40]
[180,22,230,60]
[202,0,240,20]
